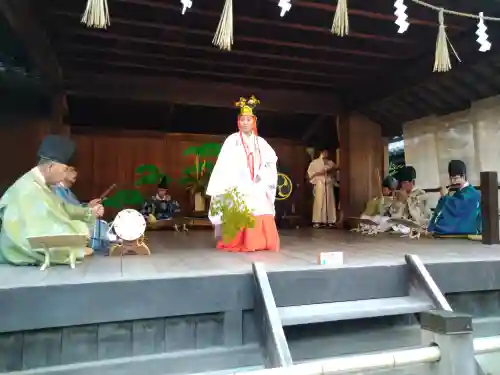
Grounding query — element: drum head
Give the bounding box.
[113,209,146,241]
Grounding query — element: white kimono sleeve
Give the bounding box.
[255,139,278,214]
[206,135,236,225]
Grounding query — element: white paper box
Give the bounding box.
[318,252,343,266]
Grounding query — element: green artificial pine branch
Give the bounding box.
[389,162,403,177]
[209,188,255,243]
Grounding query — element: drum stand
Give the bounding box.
[107,220,151,257]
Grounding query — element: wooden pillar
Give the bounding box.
[382,137,389,177]
[480,171,499,245]
[339,113,384,225]
[51,91,67,134]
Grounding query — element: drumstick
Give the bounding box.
[100,184,117,200]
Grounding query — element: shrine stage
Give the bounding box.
[3,229,500,375]
[3,229,500,287]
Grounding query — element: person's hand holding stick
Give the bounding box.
[88,184,117,208]
[87,199,102,208]
[91,204,104,218]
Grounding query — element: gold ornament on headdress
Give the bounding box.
[235,95,260,116]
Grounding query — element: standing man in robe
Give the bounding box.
[307,148,337,228]
[0,135,104,266]
[52,166,115,252]
[390,166,431,234]
[428,160,481,236]
[207,96,279,252]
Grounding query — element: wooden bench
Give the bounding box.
[278,214,302,229]
[27,234,89,271]
[147,216,189,232]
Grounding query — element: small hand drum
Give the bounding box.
[109,209,151,256]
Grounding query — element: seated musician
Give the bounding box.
[390,166,431,234]
[142,177,181,226]
[52,167,117,252]
[428,160,481,236]
[360,176,397,232]
[0,135,103,266]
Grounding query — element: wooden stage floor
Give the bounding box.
[2,229,500,289]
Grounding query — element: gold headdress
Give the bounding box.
[235,95,260,117]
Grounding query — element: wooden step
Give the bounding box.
[279,296,433,326]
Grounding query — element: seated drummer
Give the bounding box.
[141,176,181,224]
[390,166,431,234]
[0,135,103,266]
[428,160,481,236]
[52,166,117,252]
[360,176,397,232]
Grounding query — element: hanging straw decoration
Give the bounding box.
[212,0,233,51]
[331,0,349,37]
[81,0,110,29]
[433,8,461,72]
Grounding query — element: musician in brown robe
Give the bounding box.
[390,166,431,234]
[360,176,397,232]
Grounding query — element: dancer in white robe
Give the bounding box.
[206,96,280,252]
[307,148,337,227]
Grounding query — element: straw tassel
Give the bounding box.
[81,0,110,29]
[433,9,461,72]
[331,0,349,37]
[212,0,233,51]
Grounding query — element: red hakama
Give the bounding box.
[217,214,280,252]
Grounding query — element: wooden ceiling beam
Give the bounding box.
[295,0,466,30]
[349,23,499,110]
[301,115,328,143]
[64,73,340,115]
[63,57,348,89]
[458,66,496,97]
[58,45,367,80]
[0,0,62,88]
[112,0,415,45]
[114,0,464,31]
[60,29,382,71]
[52,11,406,60]
[406,87,450,113]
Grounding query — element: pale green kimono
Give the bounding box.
[0,167,95,266]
